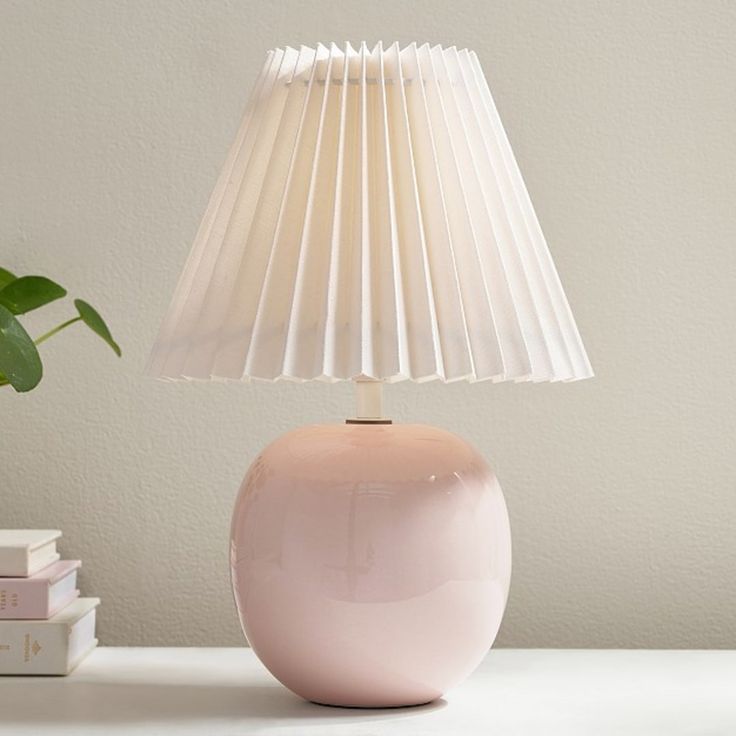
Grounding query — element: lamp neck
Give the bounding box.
[347,379,391,425]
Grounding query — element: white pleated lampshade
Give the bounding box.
[147,42,592,383]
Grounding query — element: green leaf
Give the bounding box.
[0,304,43,392]
[0,268,17,290]
[74,299,121,357]
[0,276,67,315]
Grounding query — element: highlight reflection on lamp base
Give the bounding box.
[230,422,511,708]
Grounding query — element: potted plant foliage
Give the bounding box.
[0,267,120,392]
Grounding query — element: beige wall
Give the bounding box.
[1,0,734,648]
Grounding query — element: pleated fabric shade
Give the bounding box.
[147,42,592,383]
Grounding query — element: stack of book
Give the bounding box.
[0,530,99,675]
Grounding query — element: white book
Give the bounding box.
[0,530,62,577]
[0,597,99,675]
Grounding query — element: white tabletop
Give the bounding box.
[0,647,733,735]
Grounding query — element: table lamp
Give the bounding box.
[147,42,592,708]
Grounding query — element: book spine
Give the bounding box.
[0,580,47,619]
[0,620,68,674]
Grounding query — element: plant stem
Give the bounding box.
[34,316,82,346]
[1,315,84,388]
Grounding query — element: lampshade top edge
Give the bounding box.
[266,43,472,56]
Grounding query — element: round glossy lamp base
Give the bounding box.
[230,423,511,708]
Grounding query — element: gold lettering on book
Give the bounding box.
[0,644,9,651]
[0,590,19,610]
[23,635,42,660]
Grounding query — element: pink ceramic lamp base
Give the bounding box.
[230,422,511,708]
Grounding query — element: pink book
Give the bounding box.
[0,560,80,619]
